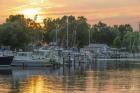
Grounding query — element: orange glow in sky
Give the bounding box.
[0,0,140,30]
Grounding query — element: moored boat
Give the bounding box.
[0,49,14,66]
[0,56,14,65]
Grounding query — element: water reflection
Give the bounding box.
[0,61,140,93]
[0,68,12,93]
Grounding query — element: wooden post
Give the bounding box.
[78,55,80,66]
[63,57,64,67]
[74,55,76,67]
[22,63,25,69]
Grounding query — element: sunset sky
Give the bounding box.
[0,0,140,30]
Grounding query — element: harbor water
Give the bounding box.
[0,60,140,93]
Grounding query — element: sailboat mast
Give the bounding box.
[139,22,140,32]
[138,22,140,49]
[66,16,69,48]
[89,26,91,45]
[56,24,58,45]
[89,29,91,45]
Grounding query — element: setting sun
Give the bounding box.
[21,8,39,16]
[20,8,43,22]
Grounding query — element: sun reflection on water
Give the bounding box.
[20,75,65,93]
[20,76,46,93]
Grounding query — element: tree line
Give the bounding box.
[0,14,139,52]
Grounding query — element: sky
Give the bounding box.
[0,0,140,30]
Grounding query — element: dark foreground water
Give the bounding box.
[0,60,140,93]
